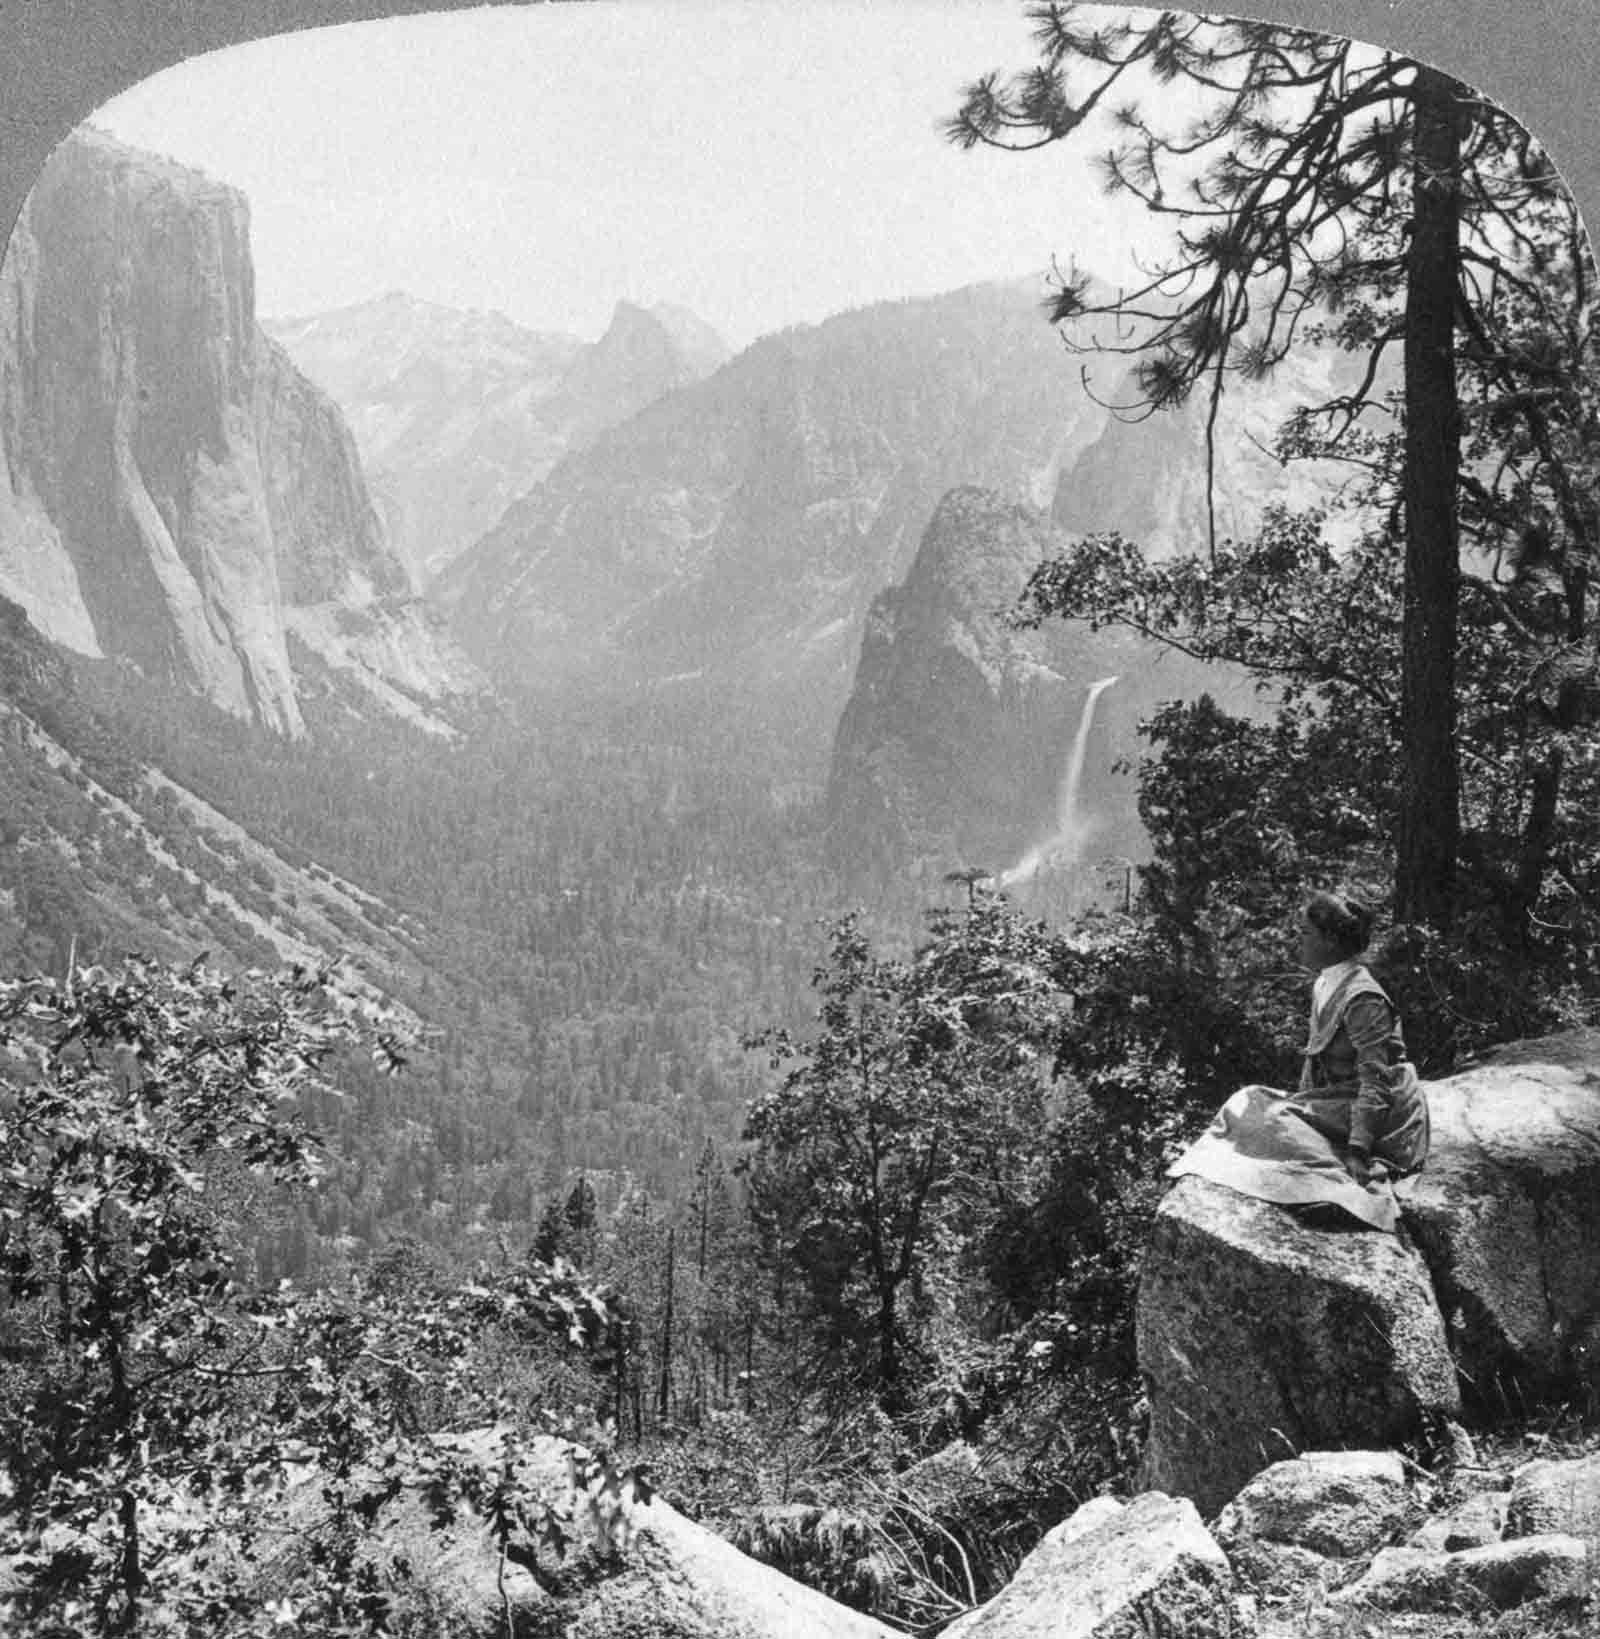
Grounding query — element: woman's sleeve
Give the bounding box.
[1344,994,1397,1155]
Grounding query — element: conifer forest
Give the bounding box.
[2,6,1599,1635]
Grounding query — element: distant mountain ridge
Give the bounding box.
[436,274,1368,744]
[437,278,1111,723]
[268,292,731,583]
[0,128,478,737]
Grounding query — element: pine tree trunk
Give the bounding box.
[743,1310,754,1413]
[877,1278,902,1415]
[1396,64,1465,929]
[104,1302,143,1630]
[657,1226,675,1422]
[1513,748,1564,946]
[696,1191,708,1423]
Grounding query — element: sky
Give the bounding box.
[92,0,1175,349]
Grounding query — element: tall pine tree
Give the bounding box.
[949,5,1596,932]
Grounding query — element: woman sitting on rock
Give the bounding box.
[1166,890,1430,1232]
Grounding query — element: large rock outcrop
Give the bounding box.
[1401,1028,1600,1416]
[0,128,478,735]
[1137,1177,1460,1516]
[826,487,1132,885]
[1137,1031,1600,1516]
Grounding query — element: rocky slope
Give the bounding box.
[0,128,477,737]
[0,593,427,993]
[944,1439,1600,1639]
[268,293,729,583]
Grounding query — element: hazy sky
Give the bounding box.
[93,0,1175,348]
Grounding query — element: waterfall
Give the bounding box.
[997,675,1119,888]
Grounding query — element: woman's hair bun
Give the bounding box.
[1306,889,1374,956]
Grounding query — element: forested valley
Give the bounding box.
[7,638,861,1231]
[5,4,1600,1635]
[4,609,1153,1632]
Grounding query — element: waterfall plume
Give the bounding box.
[997,675,1118,889]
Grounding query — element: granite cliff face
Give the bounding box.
[438,279,1110,720]
[0,129,477,736]
[815,333,1368,883]
[824,487,1256,888]
[1052,344,1371,551]
[825,488,1109,882]
[268,293,728,584]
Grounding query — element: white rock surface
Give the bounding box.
[1213,1450,1415,1559]
[1409,1489,1508,1552]
[0,130,480,736]
[1403,1029,1600,1414]
[1334,1533,1589,1612]
[271,1429,897,1639]
[942,1491,1238,1639]
[1505,1451,1600,1545]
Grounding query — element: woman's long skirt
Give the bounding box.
[1166,1084,1412,1232]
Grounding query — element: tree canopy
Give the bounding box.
[949,3,1599,1049]
[950,3,1598,942]
[742,899,1062,1414]
[0,955,634,1636]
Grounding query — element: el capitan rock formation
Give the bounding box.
[0,128,476,736]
